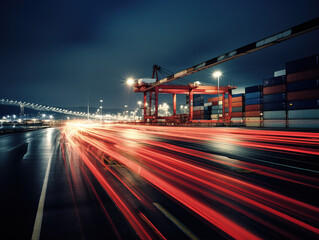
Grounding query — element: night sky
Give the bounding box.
[1,0,319,109]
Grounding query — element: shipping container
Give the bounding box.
[245,92,262,99]
[231,117,244,122]
[274,69,286,77]
[211,114,223,118]
[232,93,245,98]
[288,119,319,128]
[231,101,243,107]
[288,109,319,119]
[263,110,286,119]
[231,112,243,117]
[263,120,286,128]
[288,99,319,110]
[245,104,261,111]
[245,98,262,105]
[204,102,212,106]
[232,96,244,103]
[212,109,223,114]
[263,84,286,95]
[286,68,319,83]
[245,117,262,127]
[287,89,319,101]
[263,76,286,87]
[207,96,223,102]
[286,54,319,74]
[193,106,204,111]
[263,93,286,103]
[287,79,319,92]
[193,101,204,106]
[263,102,286,111]
[245,111,262,117]
[212,105,220,110]
[245,85,263,93]
[225,108,229,113]
[232,107,243,112]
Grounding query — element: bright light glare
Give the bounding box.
[213,71,222,78]
[126,78,134,86]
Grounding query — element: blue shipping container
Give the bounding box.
[212,109,223,114]
[286,54,319,74]
[263,76,286,87]
[263,110,286,119]
[263,93,286,103]
[287,79,319,92]
[288,99,319,110]
[245,98,262,105]
[232,107,243,112]
[232,93,244,98]
[245,85,263,93]
[193,101,204,106]
[245,92,262,99]
[263,102,286,111]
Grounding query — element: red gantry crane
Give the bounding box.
[133,17,319,124]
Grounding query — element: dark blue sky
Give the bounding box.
[1,0,319,109]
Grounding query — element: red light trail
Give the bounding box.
[61,122,319,239]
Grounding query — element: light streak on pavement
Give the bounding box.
[60,122,319,239]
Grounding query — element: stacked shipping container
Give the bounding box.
[286,55,319,128]
[229,93,245,125]
[262,74,287,127]
[245,86,263,127]
[208,96,223,121]
[192,95,205,120]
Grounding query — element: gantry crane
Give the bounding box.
[133,17,319,123]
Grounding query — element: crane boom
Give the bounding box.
[143,17,319,92]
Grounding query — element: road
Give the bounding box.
[0,124,318,240]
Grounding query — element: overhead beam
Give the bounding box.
[143,17,319,91]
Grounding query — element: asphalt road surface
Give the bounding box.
[0,124,318,240]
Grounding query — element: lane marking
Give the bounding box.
[153,202,199,240]
[31,151,54,240]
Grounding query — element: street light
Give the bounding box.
[100,99,103,122]
[213,71,222,123]
[126,77,134,86]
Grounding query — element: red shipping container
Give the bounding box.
[211,102,218,106]
[245,111,261,117]
[207,96,223,102]
[232,96,243,103]
[225,99,229,104]
[263,84,286,95]
[230,112,243,117]
[225,103,229,108]
[245,104,261,111]
[287,68,319,83]
[287,89,319,101]
[193,110,201,115]
[231,101,243,107]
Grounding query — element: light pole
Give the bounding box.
[100,99,103,122]
[137,101,142,119]
[213,71,222,123]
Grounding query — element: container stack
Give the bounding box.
[208,95,223,121]
[286,54,319,128]
[229,93,245,125]
[204,102,212,120]
[244,86,263,127]
[262,74,287,128]
[192,94,205,120]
